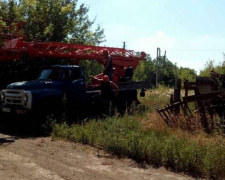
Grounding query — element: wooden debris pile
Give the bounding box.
[157,71,225,132]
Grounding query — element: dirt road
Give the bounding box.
[0,132,194,180]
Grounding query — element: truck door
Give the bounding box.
[63,68,86,108]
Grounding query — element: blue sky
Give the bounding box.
[79,0,225,74]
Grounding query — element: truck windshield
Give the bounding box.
[38,69,53,80]
[38,68,81,81]
[38,69,62,80]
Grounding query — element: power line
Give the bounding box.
[162,48,224,52]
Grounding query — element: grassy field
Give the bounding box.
[52,86,225,179]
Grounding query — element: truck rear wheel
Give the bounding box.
[116,89,140,115]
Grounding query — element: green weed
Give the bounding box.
[52,115,225,179]
[51,88,225,179]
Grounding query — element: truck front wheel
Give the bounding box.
[29,100,63,132]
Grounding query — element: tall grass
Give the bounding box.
[138,85,172,113]
[52,115,225,179]
[52,87,225,179]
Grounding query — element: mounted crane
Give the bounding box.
[0,19,146,85]
[0,19,149,127]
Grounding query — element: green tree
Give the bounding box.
[178,67,196,85]
[199,59,225,76]
[153,57,176,87]
[0,1,10,19]
[0,0,104,44]
[133,55,178,88]
[17,0,105,44]
[78,60,103,83]
[199,60,216,76]
[0,0,22,20]
[133,54,155,84]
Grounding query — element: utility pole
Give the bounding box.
[156,47,161,88]
[122,42,126,56]
[161,50,166,82]
[156,48,167,88]
[175,62,178,88]
[123,42,126,49]
[164,50,166,61]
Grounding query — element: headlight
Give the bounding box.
[1,93,5,101]
[23,94,28,101]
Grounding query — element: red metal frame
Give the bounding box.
[0,20,146,84]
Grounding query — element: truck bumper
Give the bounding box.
[1,106,29,115]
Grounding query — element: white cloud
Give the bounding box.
[101,26,225,74]
[200,34,210,40]
[103,23,137,47]
[129,31,176,58]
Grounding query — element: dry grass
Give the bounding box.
[52,86,225,179]
[142,87,222,134]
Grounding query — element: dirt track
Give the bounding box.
[0,132,194,180]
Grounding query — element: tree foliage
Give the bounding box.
[133,55,155,82]
[133,55,176,87]
[0,0,105,45]
[199,59,225,76]
[133,55,197,88]
[154,57,176,87]
[78,60,103,83]
[178,67,196,85]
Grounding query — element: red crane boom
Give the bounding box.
[0,19,146,83]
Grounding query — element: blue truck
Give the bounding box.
[0,65,147,128]
[0,65,92,126]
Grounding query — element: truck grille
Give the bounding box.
[4,90,23,105]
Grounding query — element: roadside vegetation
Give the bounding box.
[52,86,225,180]
[1,1,225,179]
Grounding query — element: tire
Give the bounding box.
[29,99,63,134]
[116,89,139,115]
